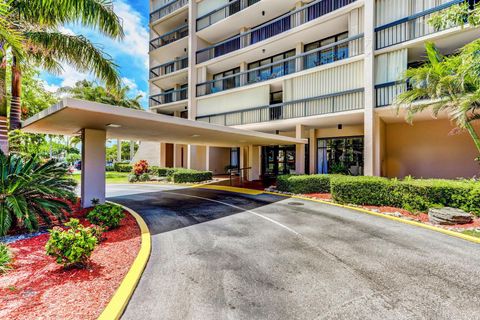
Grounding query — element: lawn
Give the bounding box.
[72,171,130,184]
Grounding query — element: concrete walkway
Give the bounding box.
[107,185,480,320]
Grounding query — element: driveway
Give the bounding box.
[107,185,480,320]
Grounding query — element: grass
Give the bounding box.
[461,230,480,238]
[0,243,12,274]
[71,172,130,184]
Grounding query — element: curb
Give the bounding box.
[98,201,152,320]
[200,186,480,245]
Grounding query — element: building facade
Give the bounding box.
[143,0,480,180]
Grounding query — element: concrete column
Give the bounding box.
[81,129,106,208]
[205,146,210,171]
[295,42,304,72]
[248,145,261,181]
[173,144,179,168]
[129,141,135,161]
[160,143,167,167]
[188,1,198,120]
[295,124,306,174]
[363,0,378,176]
[240,146,246,180]
[309,128,317,174]
[187,145,207,170]
[116,139,121,162]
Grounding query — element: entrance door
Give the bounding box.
[317,136,364,175]
[262,145,296,176]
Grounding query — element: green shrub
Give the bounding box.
[331,176,396,206]
[0,243,12,274]
[277,174,332,194]
[45,219,98,268]
[87,204,125,229]
[114,162,132,172]
[149,167,179,177]
[106,165,115,172]
[171,169,213,183]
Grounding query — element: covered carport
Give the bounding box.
[21,98,306,207]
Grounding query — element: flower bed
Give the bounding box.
[0,209,140,320]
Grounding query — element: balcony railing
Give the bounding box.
[196,88,364,126]
[150,24,188,51]
[375,82,408,107]
[375,0,464,50]
[196,34,363,97]
[196,0,261,31]
[196,0,357,63]
[149,87,188,108]
[150,0,188,24]
[150,57,188,79]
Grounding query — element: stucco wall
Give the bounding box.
[209,147,230,175]
[385,119,479,179]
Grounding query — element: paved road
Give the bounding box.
[107,185,480,320]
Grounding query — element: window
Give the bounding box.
[317,136,364,175]
[213,67,240,92]
[304,32,349,69]
[247,49,295,83]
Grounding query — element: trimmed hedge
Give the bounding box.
[114,162,132,172]
[277,174,331,194]
[171,169,213,183]
[276,174,480,215]
[150,166,178,177]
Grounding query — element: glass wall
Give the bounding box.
[317,136,364,175]
[262,145,296,176]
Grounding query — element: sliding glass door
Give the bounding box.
[317,137,364,175]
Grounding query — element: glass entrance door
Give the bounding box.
[317,136,364,175]
[262,145,296,176]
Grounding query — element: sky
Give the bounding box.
[40,0,151,108]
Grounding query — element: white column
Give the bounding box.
[363,0,378,176]
[116,139,121,162]
[160,142,167,167]
[205,146,210,171]
[129,141,135,161]
[240,146,246,180]
[188,145,208,170]
[295,124,306,174]
[81,129,106,208]
[309,128,317,174]
[188,1,198,120]
[248,145,261,181]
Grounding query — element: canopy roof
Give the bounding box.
[21,98,306,147]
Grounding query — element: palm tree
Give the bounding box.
[394,41,480,164]
[0,0,124,154]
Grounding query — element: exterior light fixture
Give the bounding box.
[337,124,343,130]
[106,123,121,128]
[192,134,200,138]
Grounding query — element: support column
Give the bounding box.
[309,128,317,174]
[205,146,210,171]
[295,124,306,174]
[240,146,246,180]
[116,139,121,162]
[188,1,198,120]
[81,129,106,208]
[295,42,304,72]
[248,145,261,181]
[363,0,378,176]
[129,141,135,161]
[187,145,208,170]
[160,142,167,167]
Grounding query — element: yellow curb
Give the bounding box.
[191,184,264,195]
[98,202,151,320]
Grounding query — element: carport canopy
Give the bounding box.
[21,98,307,207]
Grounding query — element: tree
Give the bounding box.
[395,41,480,164]
[0,0,124,154]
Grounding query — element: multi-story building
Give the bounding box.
[140,0,480,180]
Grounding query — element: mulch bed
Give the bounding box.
[305,193,480,230]
[0,210,141,320]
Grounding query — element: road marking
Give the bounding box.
[167,192,300,236]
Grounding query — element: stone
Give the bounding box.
[428,207,473,225]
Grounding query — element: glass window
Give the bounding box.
[317,136,364,175]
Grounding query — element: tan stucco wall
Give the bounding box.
[385,119,479,179]
[209,147,230,175]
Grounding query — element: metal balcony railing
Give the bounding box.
[150,57,188,79]
[196,34,364,97]
[375,82,408,107]
[375,0,464,50]
[150,0,188,24]
[149,87,188,108]
[150,24,188,51]
[196,0,261,31]
[196,88,364,126]
[196,0,357,64]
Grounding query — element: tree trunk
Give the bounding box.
[10,55,22,131]
[465,122,480,163]
[0,47,8,154]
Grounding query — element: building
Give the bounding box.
[143,0,480,180]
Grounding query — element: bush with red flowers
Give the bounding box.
[133,160,149,175]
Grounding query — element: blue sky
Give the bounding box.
[41,0,151,108]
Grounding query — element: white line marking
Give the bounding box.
[166,192,301,236]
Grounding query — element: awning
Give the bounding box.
[21,98,307,147]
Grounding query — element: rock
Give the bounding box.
[428,207,473,225]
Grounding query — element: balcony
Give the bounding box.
[196,34,363,97]
[196,0,357,64]
[196,0,261,31]
[375,0,464,50]
[196,88,364,126]
[150,57,188,79]
[150,0,188,24]
[149,87,188,108]
[150,24,188,51]
[375,82,408,108]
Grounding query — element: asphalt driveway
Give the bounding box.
[107,185,480,320]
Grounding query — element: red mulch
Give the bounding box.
[305,193,480,229]
[0,211,141,320]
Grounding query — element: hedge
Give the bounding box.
[171,169,213,183]
[150,166,178,177]
[114,162,132,172]
[277,174,331,194]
